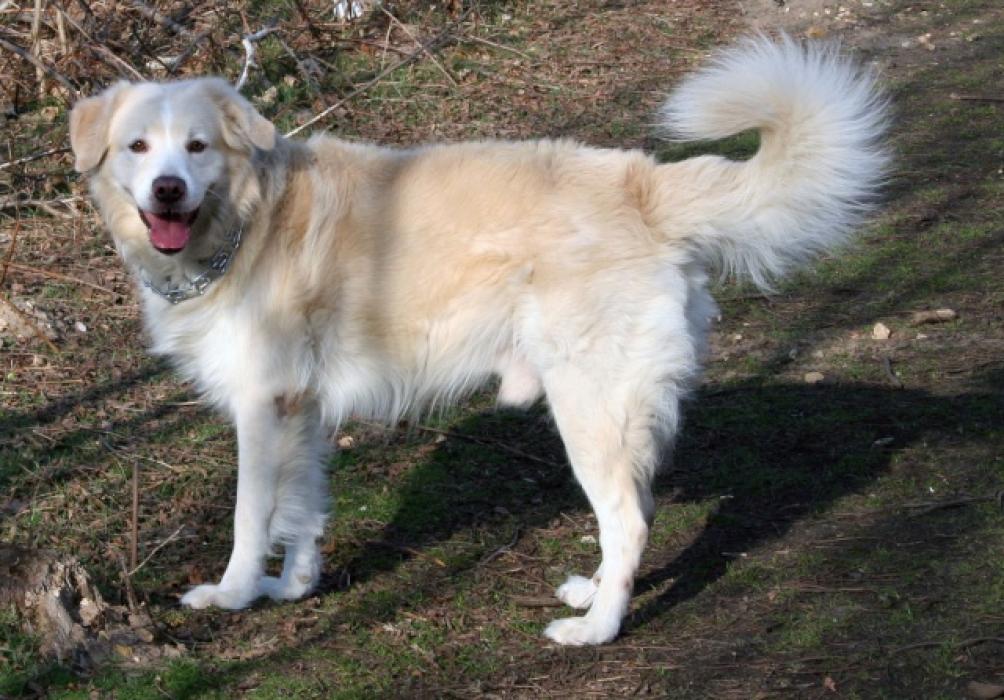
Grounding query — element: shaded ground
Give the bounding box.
[1,0,1002,698]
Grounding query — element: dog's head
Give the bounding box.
[69,78,275,255]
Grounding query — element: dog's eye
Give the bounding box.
[129,139,148,154]
[187,140,206,154]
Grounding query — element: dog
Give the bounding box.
[69,36,887,646]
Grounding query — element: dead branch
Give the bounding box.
[130,459,139,571]
[235,25,279,91]
[286,5,475,137]
[905,492,1004,517]
[0,36,78,98]
[949,93,1004,103]
[1,261,119,296]
[416,424,563,470]
[511,595,563,608]
[128,0,195,38]
[0,197,78,218]
[0,146,71,171]
[882,355,904,389]
[457,33,533,61]
[381,6,459,87]
[128,525,185,577]
[276,36,319,93]
[478,527,521,567]
[0,215,21,289]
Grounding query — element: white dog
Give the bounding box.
[69,37,887,646]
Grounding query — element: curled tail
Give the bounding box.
[658,35,890,289]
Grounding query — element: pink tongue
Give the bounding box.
[146,213,191,251]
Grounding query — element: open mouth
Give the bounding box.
[138,208,200,255]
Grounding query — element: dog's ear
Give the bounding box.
[69,81,131,173]
[205,79,276,153]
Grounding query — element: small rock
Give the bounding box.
[74,321,87,333]
[872,322,891,340]
[804,371,825,384]
[910,308,957,325]
[967,681,1004,700]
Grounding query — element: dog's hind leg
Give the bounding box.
[540,362,668,645]
[537,291,697,644]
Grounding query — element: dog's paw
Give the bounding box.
[180,583,255,610]
[555,575,598,609]
[258,572,317,602]
[544,615,619,646]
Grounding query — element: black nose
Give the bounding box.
[152,176,186,205]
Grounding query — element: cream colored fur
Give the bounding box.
[70,37,887,646]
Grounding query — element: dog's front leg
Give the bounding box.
[181,397,283,609]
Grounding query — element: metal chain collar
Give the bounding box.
[141,224,243,305]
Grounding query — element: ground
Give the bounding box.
[1,0,1002,698]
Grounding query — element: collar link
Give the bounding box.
[141,224,244,305]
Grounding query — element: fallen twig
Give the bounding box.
[116,551,139,611]
[1,261,119,296]
[511,594,563,608]
[367,540,446,567]
[950,93,1004,103]
[130,459,139,571]
[0,197,79,218]
[893,636,1004,655]
[128,0,196,38]
[0,146,71,171]
[235,25,279,91]
[0,215,20,289]
[478,527,521,567]
[457,33,533,61]
[416,424,563,470]
[89,41,145,80]
[381,6,459,87]
[905,492,1004,517]
[128,525,185,577]
[882,355,904,389]
[277,36,319,93]
[286,5,475,137]
[0,35,78,98]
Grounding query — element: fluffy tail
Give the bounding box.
[658,35,890,289]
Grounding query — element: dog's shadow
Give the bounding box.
[324,371,1003,631]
